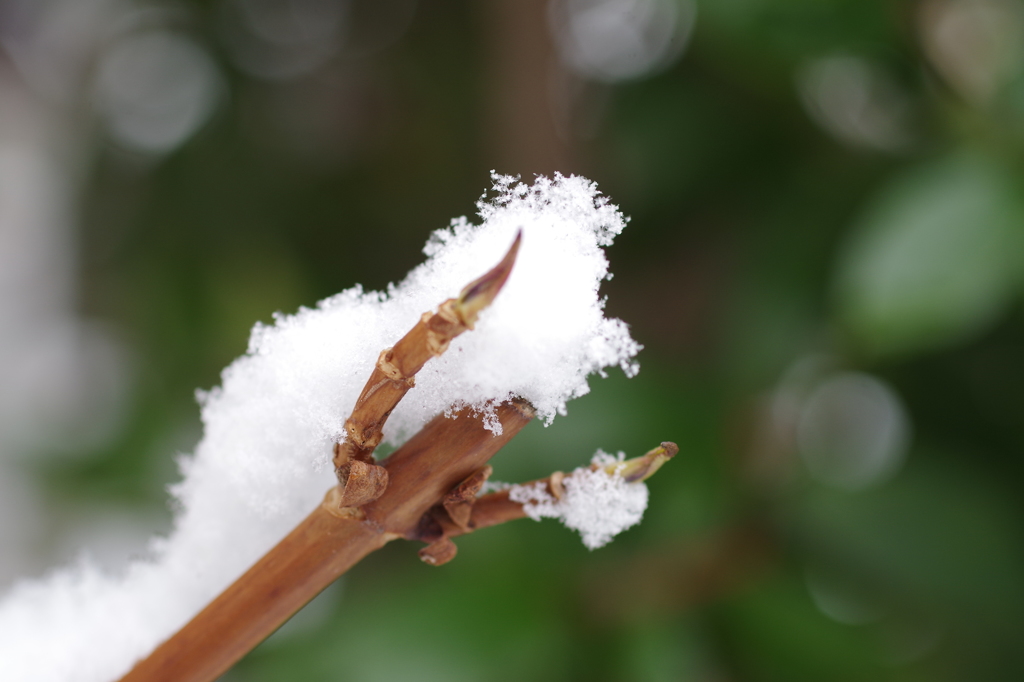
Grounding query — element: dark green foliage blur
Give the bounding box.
[48,0,1024,679]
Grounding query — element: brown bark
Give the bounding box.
[452,487,531,534]
[333,230,521,473]
[443,465,493,530]
[119,400,534,682]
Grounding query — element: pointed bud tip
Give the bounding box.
[455,230,522,328]
[605,441,678,483]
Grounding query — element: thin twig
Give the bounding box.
[331,231,521,505]
[414,442,679,563]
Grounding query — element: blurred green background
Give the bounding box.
[2,0,1024,680]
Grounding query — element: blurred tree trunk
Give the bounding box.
[479,0,576,177]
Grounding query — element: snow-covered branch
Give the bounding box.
[0,174,655,682]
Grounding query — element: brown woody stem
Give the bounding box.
[333,230,522,474]
[119,400,534,682]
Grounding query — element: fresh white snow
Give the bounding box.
[509,451,650,549]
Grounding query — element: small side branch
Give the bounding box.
[415,442,679,563]
[331,231,522,505]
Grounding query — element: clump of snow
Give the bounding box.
[0,173,640,682]
[480,480,512,494]
[509,451,650,550]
